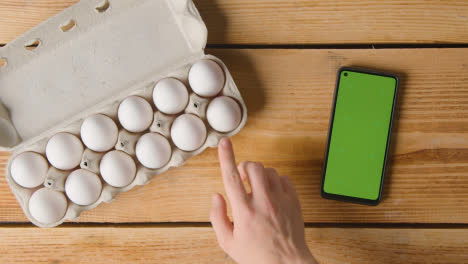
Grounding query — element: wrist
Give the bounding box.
[295,250,317,264]
[282,246,317,264]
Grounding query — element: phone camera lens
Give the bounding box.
[344,72,348,77]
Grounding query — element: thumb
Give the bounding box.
[210,193,233,252]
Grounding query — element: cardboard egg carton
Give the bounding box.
[0,0,247,227]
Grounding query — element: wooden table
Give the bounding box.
[1,1,468,263]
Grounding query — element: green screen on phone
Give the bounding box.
[322,69,397,202]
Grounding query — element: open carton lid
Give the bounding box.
[0,0,207,151]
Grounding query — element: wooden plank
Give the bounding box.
[1,0,468,45]
[0,226,466,264]
[1,48,468,223]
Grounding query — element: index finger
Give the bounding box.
[218,138,247,208]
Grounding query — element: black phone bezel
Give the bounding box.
[320,66,399,206]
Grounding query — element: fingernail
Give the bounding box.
[219,138,229,148]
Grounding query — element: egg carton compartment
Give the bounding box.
[6,55,247,227]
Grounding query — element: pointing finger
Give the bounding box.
[218,138,247,209]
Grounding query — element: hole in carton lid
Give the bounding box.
[156,122,161,128]
[0,58,7,69]
[96,0,110,13]
[61,19,76,32]
[24,39,41,51]
[193,103,199,108]
[83,161,88,167]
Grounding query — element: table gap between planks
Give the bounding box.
[0,1,467,263]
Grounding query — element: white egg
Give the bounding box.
[118,96,154,133]
[135,133,172,169]
[171,114,207,151]
[46,133,84,170]
[65,169,102,206]
[189,59,225,97]
[10,152,48,188]
[153,78,189,114]
[28,188,67,225]
[80,114,118,152]
[207,96,242,133]
[100,150,136,187]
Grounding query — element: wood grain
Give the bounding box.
[0,226,467,264]
[1,0,468,45]
[1,48,467,223]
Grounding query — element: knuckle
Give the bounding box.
[254,162,264,170]
[266,168,278,175]
[230,169,240,179]
[244,162,254,170]
[226,168,241,182]
[238,161,248,169]
[247,162,264,175]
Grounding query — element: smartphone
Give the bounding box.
[321,67,399,205]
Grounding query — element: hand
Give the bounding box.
[210,138,317,264]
